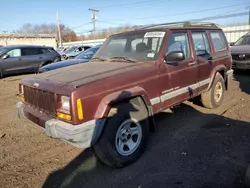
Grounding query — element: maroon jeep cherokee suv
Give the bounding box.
[17,22,233,168]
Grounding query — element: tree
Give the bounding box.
[17,23,77,43]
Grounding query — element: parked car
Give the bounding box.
[0,45,60,77]
[230,33,250,70]
[39,45,101,72]
[17,22,233,168]
[56,46,68,55]
[61,45,91,60]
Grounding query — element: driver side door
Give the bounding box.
[160,31,199,109]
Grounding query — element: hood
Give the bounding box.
[40,59,89,72]
[37,61,141,88]
[230,45,250,54]
[66,51,81,57]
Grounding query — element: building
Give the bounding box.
[0,33,57,48]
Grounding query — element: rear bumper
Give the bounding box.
[226,69,234,90]
[16,102,105,148]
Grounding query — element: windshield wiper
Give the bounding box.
[91,57,108,61]
[110,56,137,63]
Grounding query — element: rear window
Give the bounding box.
[210,31,227,52]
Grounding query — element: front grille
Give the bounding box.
[23,86,56,116]
[232,54,250,61]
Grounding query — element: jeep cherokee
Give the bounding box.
[17,22,233,168]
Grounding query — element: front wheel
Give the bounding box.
[94,100,149,168]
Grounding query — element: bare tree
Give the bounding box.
[17,23,77,42]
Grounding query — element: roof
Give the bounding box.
[112,22,222,36]
[0,33,56,38]
[2,45,53,49]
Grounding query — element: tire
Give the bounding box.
[94,100,149,168]
[201,73,225,109]
[246,166,250,188]
[53,57,60,63]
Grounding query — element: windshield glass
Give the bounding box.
[75,46,100,59]
[65,46,77,53]
[234,35,250,46]
[0,47,7,54]
[93,31,165,61]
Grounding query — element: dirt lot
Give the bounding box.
[0,72,250,188]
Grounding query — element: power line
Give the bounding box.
[105,2,250,22]
[96,20,125,25]
[94,0,166,9]
[71,22,92,29]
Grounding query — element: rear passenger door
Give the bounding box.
[160,31,199,108]
[191,31,212,93]
[21,48,44,71]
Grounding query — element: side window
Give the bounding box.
[167,33,190,58]
[7,49,21,57]
[21,48,41,56]
[210,32,226,52]
[41,48,49,54]
[191,32,211,56]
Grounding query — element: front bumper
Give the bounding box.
[232,61,250,70]
[16,102,105,148]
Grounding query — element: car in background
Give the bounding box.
[56,46,69,55]
[230,33,250,70]
[39,45,101,72]
[61,45,91,60]
[0,45,60,77]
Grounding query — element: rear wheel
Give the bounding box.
[94,100,149,168]
[201,73,225,109]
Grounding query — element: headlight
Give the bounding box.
[61,96,70,113]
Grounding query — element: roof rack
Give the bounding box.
[139,21,219,29]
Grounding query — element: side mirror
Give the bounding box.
[2,54,9,59]
[165,51,185,63]
[230,42,235,46]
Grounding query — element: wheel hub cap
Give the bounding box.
[115,119,142,156]
[214,82,223,103]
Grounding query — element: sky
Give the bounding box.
[1,0,250,35]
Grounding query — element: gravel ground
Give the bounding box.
[0,72,250,188]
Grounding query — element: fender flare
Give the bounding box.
[206,65,227,92]
[94,86,152,119]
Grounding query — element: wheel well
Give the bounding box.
[41,61,53,67]
[218,69,228,90]
[110,96,155,132]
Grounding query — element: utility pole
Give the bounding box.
[56,12,62,47]
[89,8,99,38]
[248,10,250,26]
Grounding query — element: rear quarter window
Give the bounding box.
[210,31,227,52]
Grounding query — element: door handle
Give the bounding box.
[18,58,22,61]
[39,57,42,59]
[188,61,197,66]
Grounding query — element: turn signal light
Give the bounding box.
[20,96,25,102]
[77,99,83,120]
[57,112,71,121]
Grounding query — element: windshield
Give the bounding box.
[0,47,7,55]
[75,46,100,59]
[93,31,165,61]
[234,35,250,46]
[65,46,77,53]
